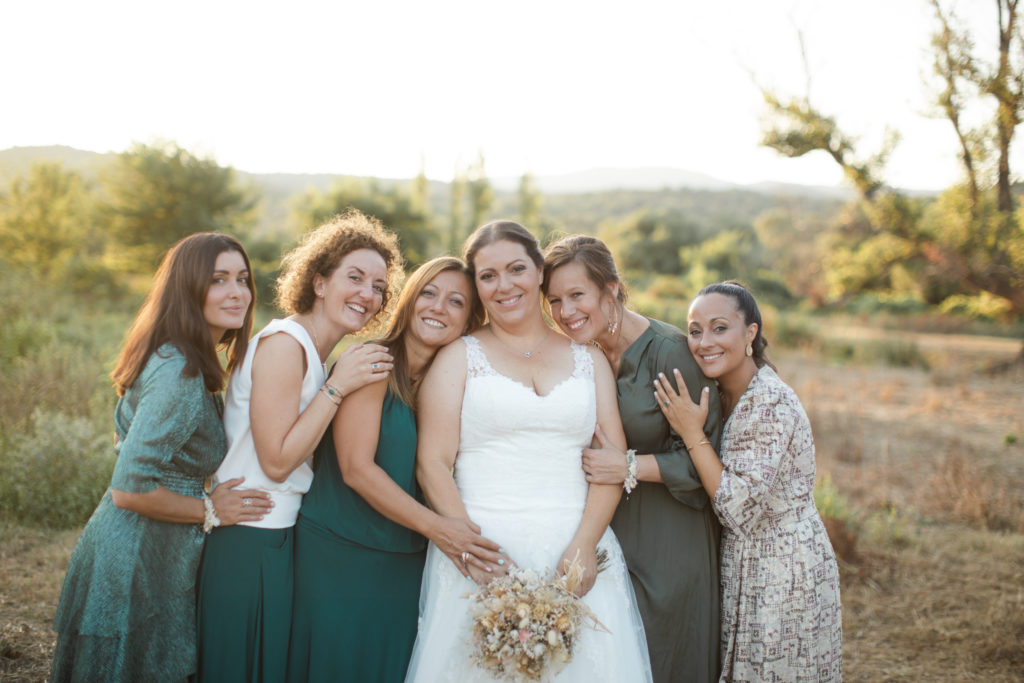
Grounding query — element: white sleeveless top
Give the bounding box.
[214,318,322,528]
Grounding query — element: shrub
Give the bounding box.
[815,474,858,563]
[0,410,114,528]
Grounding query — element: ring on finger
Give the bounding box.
[371,362,379,370]
[461,551,470,565]
[663,401,669,407]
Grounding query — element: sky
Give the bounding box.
[0,0,1006,191]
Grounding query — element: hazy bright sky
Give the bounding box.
[0,0,1005,190]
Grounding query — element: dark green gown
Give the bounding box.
[612,318,723,683]
[51,345,226,683]
[288,389,426,683]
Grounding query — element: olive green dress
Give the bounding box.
[50,345,226,683]
[288,390,426,683]
[612,318,723,683]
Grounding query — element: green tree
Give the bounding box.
[0,162,116,292]
[291,178,435,267]
[517,172,543,229]
[599,209,705,276]
[448,170,467,254]
[761,1,1024,360]
[102,141,258,269]
[466,152,494,234]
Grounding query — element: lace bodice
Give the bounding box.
[455,336,596,537]
[405,335,653,682]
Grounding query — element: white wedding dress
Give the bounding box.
[405,336,652,682]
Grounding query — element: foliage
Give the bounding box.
[599,208,706,275]
[291,177,436,267]
[0,162,120,295]
[760,1,1024,352]
[101,141,259,270]
[465,152,494,236]
[0,410,114,528]
[517,172,543,229]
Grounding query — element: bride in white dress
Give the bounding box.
[407,222,652,682]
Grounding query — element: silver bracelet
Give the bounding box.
[623,449,638,495]
[202,492,221,534]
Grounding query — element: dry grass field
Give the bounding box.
[1,328,1022,681]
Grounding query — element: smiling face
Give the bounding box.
[409,269,474,349]
[316,247,389,334]
[203,249,253,343]
[686,292,758,379]
[473,239,544,326]
[545,261,617,345]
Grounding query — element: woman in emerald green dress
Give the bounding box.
[197,210,404,683]
[50,233,272,683]
[544,235,723,683]
[288,256,493,683]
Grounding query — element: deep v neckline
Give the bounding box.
[467,336,580,398]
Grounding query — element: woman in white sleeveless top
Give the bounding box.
[196,210,402,683]
[406,222,652,682]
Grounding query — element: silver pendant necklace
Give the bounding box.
[491,327,551,359]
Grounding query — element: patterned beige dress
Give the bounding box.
[714,366,842,682]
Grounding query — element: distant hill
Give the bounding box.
[0,145,857,197]
[0,145,856,236]
[493,167,736,194]
[0,145,117,182]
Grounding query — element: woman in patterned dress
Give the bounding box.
[654,281,842,682]
[50,233,272,682]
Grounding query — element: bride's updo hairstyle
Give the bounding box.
[697,280,774,370]
[541,234,628,305]
[463,220,544,279]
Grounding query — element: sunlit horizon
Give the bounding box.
[1,0,1013,192]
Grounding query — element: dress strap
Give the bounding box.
[570,341,594,379]
[462,335,495,379]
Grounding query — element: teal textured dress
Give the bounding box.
[288,389,426,683]
[611,318,723,683]
[50,345,226,683]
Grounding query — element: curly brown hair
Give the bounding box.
[276,209,404,324]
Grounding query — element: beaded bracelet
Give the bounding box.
[320,382,344,406]
[202,492,221,534]
[623,449,638,495]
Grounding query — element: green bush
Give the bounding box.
[0,410,115,528]
[861,339,931,369]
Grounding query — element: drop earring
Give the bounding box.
[745,343,753,357]
[607,308,619,335]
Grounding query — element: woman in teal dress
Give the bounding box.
[544,235,723,683]
[197,210,403,683]
[288,256,492,682]
[50,233,272,683]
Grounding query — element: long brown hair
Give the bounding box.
[373,257,482,406]
[111,233,256,395]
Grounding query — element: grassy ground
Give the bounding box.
[1,330,1022,681]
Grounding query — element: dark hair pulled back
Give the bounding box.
[697,280,773,370]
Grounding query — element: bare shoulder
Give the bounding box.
[253,330,305,363]
[431,336,469,370]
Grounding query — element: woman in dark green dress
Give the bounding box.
[197,211,402,683]
[288,256,491,682]
[544,235,722,683]
[50,233,272,683]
